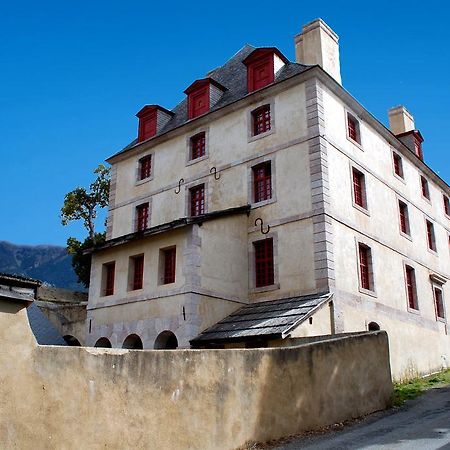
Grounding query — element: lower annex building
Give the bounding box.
[85,19,450,378]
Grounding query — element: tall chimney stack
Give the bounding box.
[295,19,342,85]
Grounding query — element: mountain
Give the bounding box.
[0,241,84,291]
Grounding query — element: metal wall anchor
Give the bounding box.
[175,178,184,194]
[255,217,270,235]
[210,166,220,180]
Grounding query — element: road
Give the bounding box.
[275,386,450,450]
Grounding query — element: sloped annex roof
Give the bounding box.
[109,45,310,160]
[190,292,333,346]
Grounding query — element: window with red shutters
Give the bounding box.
[405,265,418,310]
[426,220,436,251]
[444,194,450,217]
[347,113,361,144]
[414,135,423,160]
[399,200,410,235]
[190,184,205,217]
[393,153,403,178]
[358,244,371,291]
[136,203,149,232]
[249,56,274,92]
[434,287,445,319]
[190,132,206,160]
[252,105,271,136]
[104,262,115,296]
[139,155,152,180]
[138,112,157,142]
[131,255,144,290]
[253,162,272,203]
[421,176,430,200]
[352,168,366,209]
[188,87,209,119]
[163,248,176,284]
[254,238,274,288]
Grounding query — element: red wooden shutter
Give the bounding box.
[347,114,359,142]
[414,136,423,160]
[136,203,149,231]
[190,185,205,216]
[139,112,157,142]
[190,132,206,160]
[132,255,144,290]
[163,248,176,284]
[405,266,416,309]
[426,221,435,251]
[105,262,115,296]
[252,105,271,136]
[353,169,364,208]
[139,156,152,180]
[358,244,370,290]
[189,87,210,119]
[393,153,403,178]
[254,238,274,287]
[252,57,274,90]
[434,288,445,319]
[253,162,272,203]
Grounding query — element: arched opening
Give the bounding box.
[368,321,380,331]
[94,337,112,348]
[63,335,81,346]
[154,330,178,349]
[122,334,143,349]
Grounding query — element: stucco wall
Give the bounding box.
[1,301,392,450]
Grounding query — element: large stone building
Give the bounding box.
[86,19,450,378]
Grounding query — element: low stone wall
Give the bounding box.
[0,300,392,450]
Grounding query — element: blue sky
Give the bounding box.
[1,1,449,246]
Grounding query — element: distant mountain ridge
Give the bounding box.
[0,241,84,291]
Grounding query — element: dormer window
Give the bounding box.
[136,105,173,143]
[414,134,423,160]
[184,78,226,120]
[243,48,287,93]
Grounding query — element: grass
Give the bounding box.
[392,369,450,406]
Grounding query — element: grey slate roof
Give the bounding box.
[26,303,66,346]
[110,45,311,160]
[190,292,332,345]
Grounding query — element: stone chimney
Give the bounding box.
[295,19,342,84]
[388,106,424,160]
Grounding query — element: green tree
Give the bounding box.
[61,164,110,287]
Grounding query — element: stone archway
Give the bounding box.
[63,335,81,346]
[154,330,178,349]
[122,334,143,349]
[94,337,112,348]
[368,321,381,331]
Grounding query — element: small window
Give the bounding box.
[189,87,209,119]
[352,168,367,209]
[426,220,436,252]
[420,176,430,200]
[393,152,404,178]
[130,255,144,291]
[347,112,361,144]
[358,243,373,291]
[162,248,176,285]
[444,194,450,217]
[398,200,410,236]
[414,135,423,160]
[138,155,152,181]
[190,132,206,160]
[253,162,272,203]
[252,105,271,136]
[138,112,157,142]
[103,262,115,296]
[254,238,274,288]
[405,265,418,310]
[190,184,205,217]
[434,287,445,320]
[136,203,149,232]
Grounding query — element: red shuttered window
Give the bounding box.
[358,244,371,291]
[434,287,445,319]
[254,238,274,288]
[163,248,176,285]
[132,255,144,290]
[139,155,152,180]
[136,203,149,232]
[352,168,366,209]
[421,176,430,200]
[190,132,206,160]
[393,153,403,178]
[399,200,409,235]
[414,136,423,160]
[247,56,274,92]
[104,262,115,296]
[188,88,209,119]
[252,105,271,136]
[444,195,450,217]
[405,265,418,310]
[253,162,272,203]
[426,220,436,251]
[138,112,157,142]
[347,113,360,144]
[190,184,205,217]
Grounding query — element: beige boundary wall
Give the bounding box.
[0,301,392,450]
